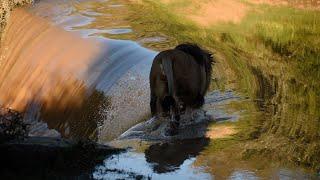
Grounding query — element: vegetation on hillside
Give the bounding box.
[128,0,320,170]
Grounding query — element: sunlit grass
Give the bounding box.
[128,0,320,170]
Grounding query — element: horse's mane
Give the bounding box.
[175,43,214,78]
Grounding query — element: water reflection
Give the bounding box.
[94,139,212,179]
[229,170,258,180]
[145,138,209,173]
[95,137,319,179]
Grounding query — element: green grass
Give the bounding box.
[128,0,320,170]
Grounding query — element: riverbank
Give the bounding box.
[127,0,320,171]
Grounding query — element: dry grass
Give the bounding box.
[157,0,249,26]
[248,0,320,10]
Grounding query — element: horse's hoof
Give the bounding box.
[165,127,178,136]
[165,121,179,136]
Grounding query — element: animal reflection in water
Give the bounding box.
[149,43,214,135]
[145,138,209,173]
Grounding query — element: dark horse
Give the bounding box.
[149,43,214,135]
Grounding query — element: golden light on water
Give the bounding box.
[0,9,103,110]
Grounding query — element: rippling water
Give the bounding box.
[0,0,318,179]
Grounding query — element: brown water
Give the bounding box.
[0,0,319,179]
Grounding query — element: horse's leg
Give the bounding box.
[156,97,164,116]
[173,103,181,128]
[150,94,157,116]
[194,94,205,108]
[174,99,181,124]
[167,99,181,136]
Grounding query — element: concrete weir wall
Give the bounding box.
[0,0,33,42]
[0,2,156,141]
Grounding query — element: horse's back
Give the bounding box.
[153,49,198,70]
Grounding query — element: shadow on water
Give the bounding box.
[39,90,110,141]
[144,138,209,173]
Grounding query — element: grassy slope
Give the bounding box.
[128,0,320,170]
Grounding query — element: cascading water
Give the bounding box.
[0,9,101,110]
[0,2,156,140]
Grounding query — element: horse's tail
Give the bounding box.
[162,57,174,96]
[161,57,175,107]
[162,56,180,135]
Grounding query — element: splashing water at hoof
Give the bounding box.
[119,109,213,141]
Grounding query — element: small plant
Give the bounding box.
[0,107,28,143]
